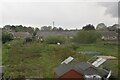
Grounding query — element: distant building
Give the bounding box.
[54,62,108,80]
[101,31,118,41]
[36,30,79,39]
[54,63,84,79]
[12,32,32,39]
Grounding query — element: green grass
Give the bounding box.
[76,44,118,57]
[76,43,118,77]
[2,40,119,78]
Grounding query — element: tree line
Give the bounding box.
[1,23,120,43]
[3,23,120,32]
[2,25,65,33]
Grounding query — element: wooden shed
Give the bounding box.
[54,62,108,80]
[60,70,84,79]
[54,64,84,80]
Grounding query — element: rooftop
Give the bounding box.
[101,31,118,37]
[55,62,108,77]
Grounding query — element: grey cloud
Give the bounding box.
[98,2,118,18]
[1,2,118,28]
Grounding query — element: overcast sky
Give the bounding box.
[0,0,119,29]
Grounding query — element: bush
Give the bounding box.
[45,36,65,44]
[25,37,32,43]
[74,31,101,44]
[67,43,79,50]
[2,31,13,43]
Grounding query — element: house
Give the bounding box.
[36,30,79,39]
[54,62,108,80]
[101,31,118,41]
[74,62,108,78]
[55,56,116,80]
[54,64,84,79]
[12,32,32,39]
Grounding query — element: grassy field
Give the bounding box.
[2,40,119,78]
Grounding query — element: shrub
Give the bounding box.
[73,31,101,44]
[45,36,65,44]
[25,37,32,43]
[67,43,79,50]
[2,31,13,43]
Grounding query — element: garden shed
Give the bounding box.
[54,62,108,80]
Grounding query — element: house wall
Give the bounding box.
[102,36,117,41]
[13,32,32,39]
[59,70,84,79]
[37,31,79,39]
[101,31,118,41]
[84,67,98,75]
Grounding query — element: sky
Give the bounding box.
[0,0,119,29]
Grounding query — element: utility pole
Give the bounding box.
[53,21,54,28]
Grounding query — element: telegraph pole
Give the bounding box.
[53,21,54,28]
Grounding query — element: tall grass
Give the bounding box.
[2,40,118,78]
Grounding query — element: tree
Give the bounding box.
[34,28,39,35]
[2,31,13,43]
[82,24,95,31]
[107,24,120,31]
[58,27,64,31]
[27,27,34,34]
[25,37,32,43]
[74,31,100,44]
[32,28,40,39]
[96,23,107,31]
[48,26,52,30]
[15,25,24,32]
[35,28,40,32]
[11,25,16,31]
[3,25,34,34]
[65,29,69,31]
[45,36,65,44]
[52,27,58,31]
[41,26,52,31]
[4,25,11,29]
[3,25,14,31]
